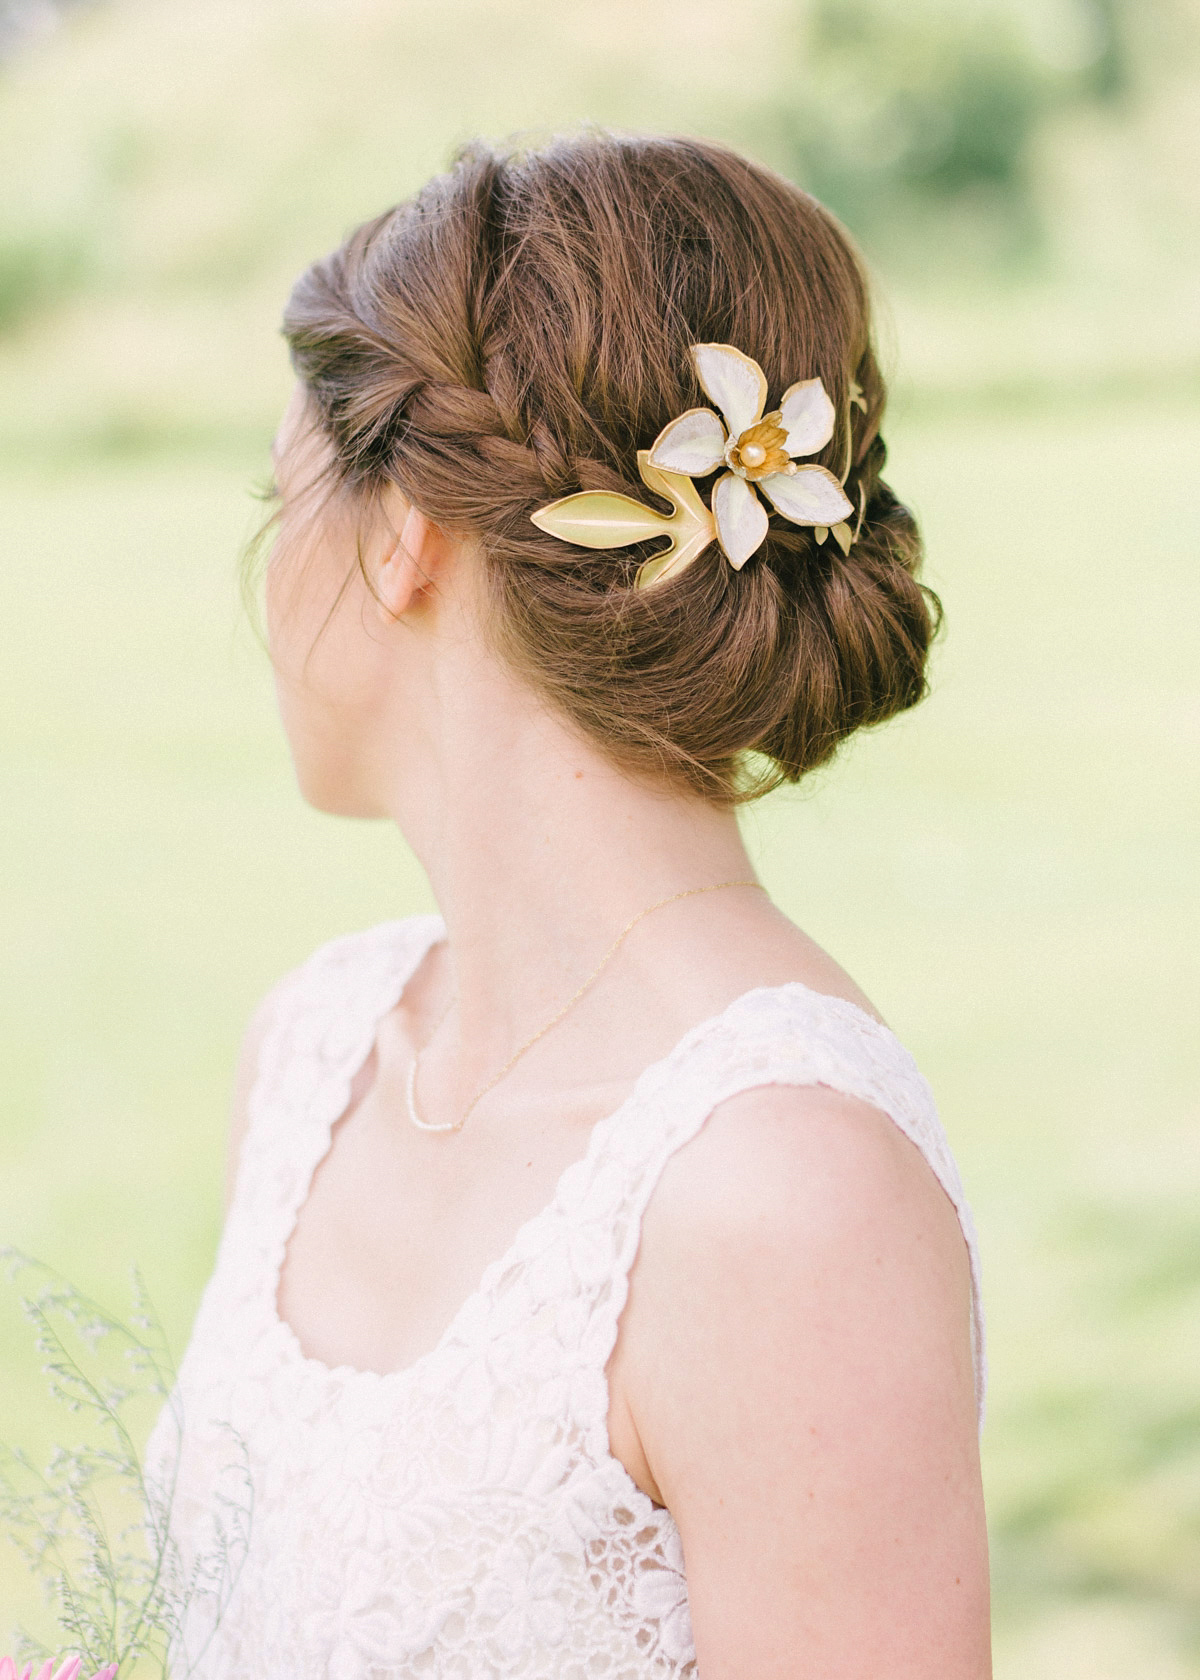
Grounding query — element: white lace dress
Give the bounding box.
[149,916,985,1680]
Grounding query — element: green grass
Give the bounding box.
[0,395,1197,1675]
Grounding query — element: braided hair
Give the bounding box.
[282,133,938,804]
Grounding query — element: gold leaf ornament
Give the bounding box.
[529,342,857,591]
[530,451,717,592]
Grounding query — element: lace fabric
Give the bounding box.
[149,916,985,1680]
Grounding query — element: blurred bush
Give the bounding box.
[0,227,86,331]
[763,0,1130,262]
[0,0,1194,461]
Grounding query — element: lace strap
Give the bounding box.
[575,984,986,1450]
[229,916,443,1231]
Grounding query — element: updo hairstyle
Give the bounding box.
[282,131,939,804]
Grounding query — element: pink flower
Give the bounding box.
[0,1658,119,1680]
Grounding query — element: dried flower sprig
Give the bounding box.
[0,1251,251,1678]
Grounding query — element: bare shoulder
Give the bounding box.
[626,1082,975,1389]
[656,1080,965,1258]
[612,1081,988,1674]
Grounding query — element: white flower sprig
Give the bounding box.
[530,342,858,590]
[646,343,853,568]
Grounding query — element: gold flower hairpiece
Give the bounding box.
[531,342,861,591]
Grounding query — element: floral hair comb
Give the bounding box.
[531,342,862,591]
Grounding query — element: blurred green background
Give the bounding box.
[1,0,1197,1673]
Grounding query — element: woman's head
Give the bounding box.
[274,131,938,808]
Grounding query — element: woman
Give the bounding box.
[156,132,991,1678]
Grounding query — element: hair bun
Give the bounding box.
[283,131,939,804]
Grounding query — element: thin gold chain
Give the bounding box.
[406,878,764,1134]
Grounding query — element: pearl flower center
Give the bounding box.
[726,411,791,480]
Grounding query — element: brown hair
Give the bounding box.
[282,131,939,804]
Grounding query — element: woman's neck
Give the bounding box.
[381,645,758,1070]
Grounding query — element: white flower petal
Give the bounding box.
[646,407,727,476]
[760,465,853,526]
[690,343,767,438]
[712,471,768,568]
[779,377,836,457]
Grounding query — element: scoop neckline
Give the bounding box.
[263,913,901,1393]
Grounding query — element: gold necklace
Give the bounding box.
[405,879,763,1134]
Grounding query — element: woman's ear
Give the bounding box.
[374,502,456,619]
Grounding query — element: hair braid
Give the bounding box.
[282,131,938,804]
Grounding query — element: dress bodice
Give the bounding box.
[149,917,985,1680]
